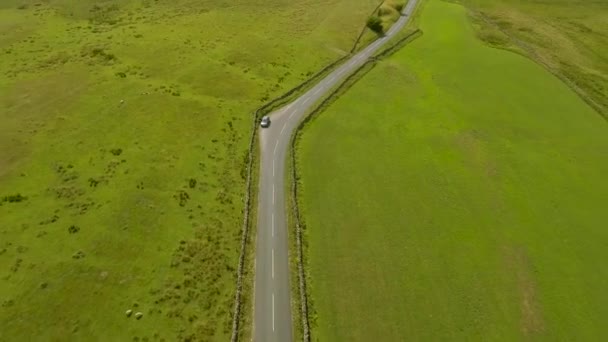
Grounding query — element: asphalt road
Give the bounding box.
[253,1,419,340]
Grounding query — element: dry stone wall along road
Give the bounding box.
[253,1,419,341]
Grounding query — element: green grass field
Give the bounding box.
[297,0,608,340]
[461,0,608,116]
[0,0,385,340]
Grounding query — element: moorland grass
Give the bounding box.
[461,0,608,117]
[297,0,608,340]
[0,0,385,340]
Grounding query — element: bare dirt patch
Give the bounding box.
[503,244,545,336]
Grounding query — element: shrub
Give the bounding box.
[2,194,27,203]
[72,251,85,259]
[174,190,190,206]
[81,45,118,64]
[103,53,116,62]
[367,15,384,35]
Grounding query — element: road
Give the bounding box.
[253,1,419,341]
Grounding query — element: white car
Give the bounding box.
[260,116,271,128]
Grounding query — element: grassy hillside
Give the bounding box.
[297,0,608,340]
[461,0,608,117]
[0,0,383,340]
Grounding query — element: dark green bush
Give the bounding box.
[2,194,27,203]
[367,15,384,35]
[174,190,190,206]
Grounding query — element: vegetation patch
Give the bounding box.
[366,15,384,35]
[2,193,27,204]
[109,148,123,156]
[461,0,608,117]
[367,1,405,36]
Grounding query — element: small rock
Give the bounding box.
[135,312,143,320]
[126,309,133,317]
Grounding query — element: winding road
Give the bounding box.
[253,1,419,340]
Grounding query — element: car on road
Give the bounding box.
[260,116,271,128]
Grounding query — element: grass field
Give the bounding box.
[0,0,385,340]
[297,0,608,340]
[461,0,608,116]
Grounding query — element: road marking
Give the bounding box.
[273,140,279,155]
[313,88,321,96]
[329,76,336,83]
[272,249,274,279]
[303,98,310,105]
[272,213,274,237]
[272,159,275,177]
[280,122,287,135]
[272,293,275,332]
[278,102,294,116]
[272,184,275,204]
